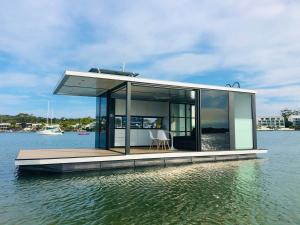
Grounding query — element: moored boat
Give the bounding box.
[38,125,63,135]
[78,130,90,135]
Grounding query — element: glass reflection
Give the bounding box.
[201,90,229,150]
[98,96,107,148]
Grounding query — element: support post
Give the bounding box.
[229,92,235,150]
[106,91,111,150]
[125,82,131,154]
[195,89,202,151]
[251,94,257,149]
[95,96,101,148]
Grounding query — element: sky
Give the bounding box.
[1,0,300,118]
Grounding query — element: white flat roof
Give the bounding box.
[54,70,256,97]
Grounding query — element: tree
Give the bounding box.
[0,113,95,131]
[281,108,299,128]
[281,109,293,119]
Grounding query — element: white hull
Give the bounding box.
[38,130,63,135]
[38,124,63,135]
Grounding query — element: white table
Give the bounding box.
[165,131,175,150]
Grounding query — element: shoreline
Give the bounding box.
[257,129,297,131]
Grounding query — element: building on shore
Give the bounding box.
[257,116,285,129]
[84,121,96,131]
[0,123,11,131]
[16,122,43,131]
[288,115,300,129]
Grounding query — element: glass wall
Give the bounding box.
[96,96,107,148]
[234,93,253,149]
[170,103,195,136]
[201,90,230,150]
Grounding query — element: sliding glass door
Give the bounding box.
[170,103,195,136]
[170,102,196,151]
[201,90,230,151]
[170,89,255,151]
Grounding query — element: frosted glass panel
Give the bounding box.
[234,93,253,149]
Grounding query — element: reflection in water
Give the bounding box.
[1,132,300,225]
[9,160,267,225]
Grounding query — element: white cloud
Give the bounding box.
[1,0,300,115]
[0,94,29,105]
[256,85,300,115]
[258,85,300,101]
[0,73,59,90]
[150,53,219,76]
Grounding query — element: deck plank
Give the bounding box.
[16,148,173,160]
[16,149,120,160]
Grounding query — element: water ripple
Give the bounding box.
[0,132,300,224]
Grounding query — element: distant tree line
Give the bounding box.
[0,113,95,131]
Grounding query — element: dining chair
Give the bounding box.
[149,130,159,150]
[157,130,170,150]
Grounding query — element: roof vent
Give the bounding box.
[88,68,139,77]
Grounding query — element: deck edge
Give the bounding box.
[15,150,267,166]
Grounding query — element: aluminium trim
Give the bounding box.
[53,72,69,94]
[58,70,256,94]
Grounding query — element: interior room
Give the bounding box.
[96,82,197,152]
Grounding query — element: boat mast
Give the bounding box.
[47,101,50,125]
[51,109,53,125]
[121,62,126,72]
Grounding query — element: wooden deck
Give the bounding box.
[16,148,173,160]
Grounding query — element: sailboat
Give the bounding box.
[38,101,63,135]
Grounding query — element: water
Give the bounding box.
[0,132,299,225]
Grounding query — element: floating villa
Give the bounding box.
[15,69,267,173]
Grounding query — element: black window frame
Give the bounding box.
[170,103,195,136]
